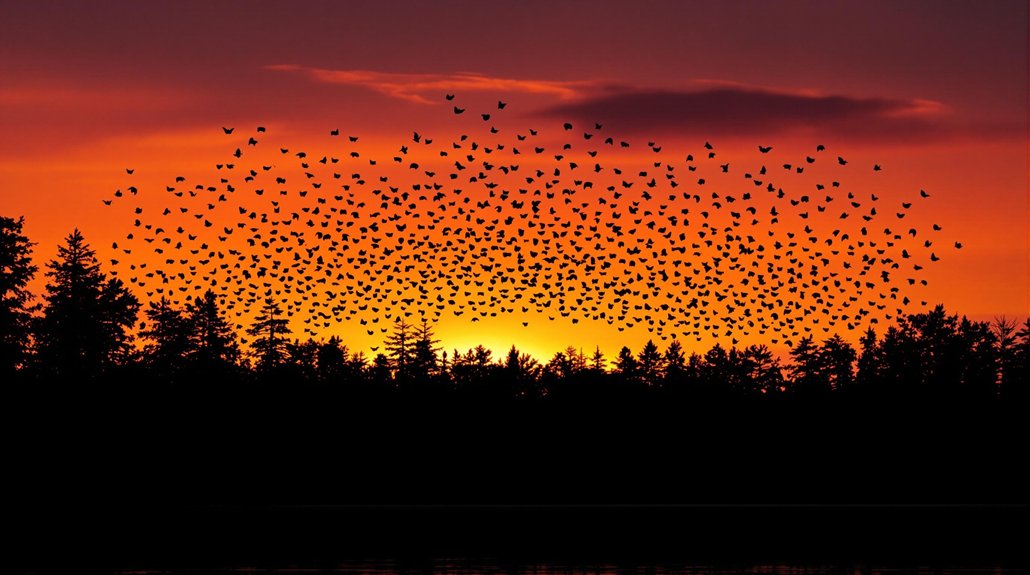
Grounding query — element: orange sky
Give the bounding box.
[1,1,1026,361]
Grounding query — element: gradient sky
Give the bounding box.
[1,0,1026,360]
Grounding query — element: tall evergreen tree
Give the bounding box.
[956,316,998,398]
[614,345,639,384]
[185,290,239,368]
[788,336,825,395]
[369,352,392,386]
[0,216,37,376]
[992,317,1018,395]
[819,334,856,392]
[663,340,686,382]
[34,229,139,380]
[384,317,413,380]
[564,346,587,373]
[741,344,785,395]
[545,349,575,380]
[247,299,290,371]
[856,328,881,389]
[314,335,347,383]
[409,319,441,383]
[504,344,541,398]
[637,339,664,386]
[1008,318,1030,401]
[699,343,730,392]
[589,346,607,373]
[140,297,191,376]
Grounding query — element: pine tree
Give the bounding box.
[140,297,191,375]
[740,344,785,395]
[247,298,290,371]
[504,344,540,398]
[315,336,347,383]
[614,345,639,383]
[856,328,880,389]
[589,346,607,373]
[819,334,856,392]
[409,319,441,382]
[185,289,239,367]
[663,340,686,382]
[369,352,392,386]
[383,317,412,380]
[545,350,574,380]
[34,229,139,380]
[637,339,664,386]
[992,317,1018,394]
[564,345,586,374]
[1008,318,1030,401]
[0,216,37,375]
[788,336,825,395]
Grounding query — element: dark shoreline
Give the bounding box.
[13,504,1027,571]
[10,398,1026,573]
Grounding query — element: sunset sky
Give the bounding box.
[1,0,1026,360]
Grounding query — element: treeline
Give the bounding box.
[2,217,1028,402]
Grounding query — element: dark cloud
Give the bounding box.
[537,86,998,142]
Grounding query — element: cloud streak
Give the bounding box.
[538,85,968,140]
[263,67,1019,142]
[266,65,594,104]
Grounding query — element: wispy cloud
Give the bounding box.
[538,84,967,141]
[266,65,595,104]
[264,67,1019,143]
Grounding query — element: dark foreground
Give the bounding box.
[15,505,1027,570]
[9,394,1027,572]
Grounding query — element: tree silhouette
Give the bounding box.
[451,345,498,396]
[1009,318,1030,401]
[286,338,320,381]
[384,317,413,381]
[247,299,290,372]
[789,336,826,395]
[819,334,857,392]
[614,345,639,384]
[663,340,686,385]
[0,216,37,377]
[856,328,881,390]
[369,352,392,386]
[544,349,576,381]
[184,290,239,369]
[33,229,139,380]
[313,335,347,383]
[0,218,1021,407]
[992,317,1018,394]
[699,343,730,394]
[504,344,541,398]
[589,346,607,373]
[140,297,191,378]
[637,339,664,387]
[956,316,998,399]
[877,323,922,398]
[739,344,785,395]
[408,320,441,385]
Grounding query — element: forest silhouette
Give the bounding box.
[4,215,1026,404]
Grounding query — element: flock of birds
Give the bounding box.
[102,94,958,348]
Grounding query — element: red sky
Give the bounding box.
[1,0,1026,360]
